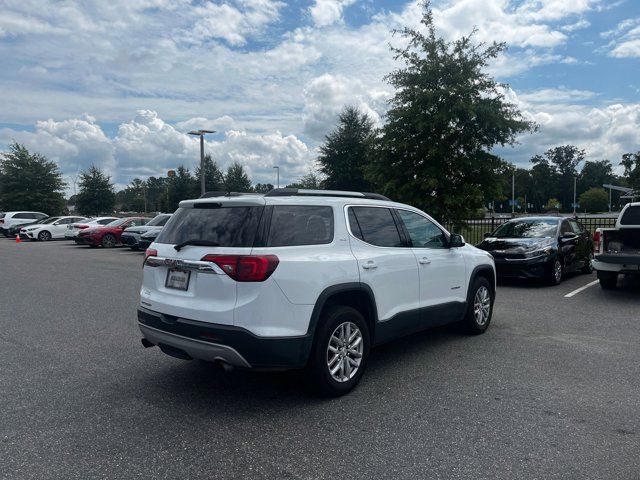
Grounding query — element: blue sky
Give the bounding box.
[0,0,639,192]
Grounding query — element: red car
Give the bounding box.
[77,217,150,248]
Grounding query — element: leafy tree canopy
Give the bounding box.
[75,165,116,216]
[366,3,535,222]
[195,154,225,193]
[286,171,324,189]
[0,142,67,214]
[223,162,252,192]
[621,151,640,192]
[579,187,609,213]
[317,106,375,191]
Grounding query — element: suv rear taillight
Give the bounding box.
[201,254,279,282]
[593,230,601,253]
[144,248,158,266]
[77,224,89,229]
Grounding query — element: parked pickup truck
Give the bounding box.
[593,202,640,289]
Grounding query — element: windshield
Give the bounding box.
[492,219,558,239]
[147,214,171,227]
[105,218,128,227]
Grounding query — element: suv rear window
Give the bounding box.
[620,206,640,225]
[266,206,333,247]
[156,206,263,247]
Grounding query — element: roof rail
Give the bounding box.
[264,188,390,201]
[199,191,255,198]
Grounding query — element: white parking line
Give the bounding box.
[564,280,599,298]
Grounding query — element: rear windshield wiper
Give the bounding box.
[174,239,220,251]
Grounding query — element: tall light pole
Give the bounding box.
[511,172,515,216]
[573,176,577,214]
[188,129,215,195]
[273,166,280,189]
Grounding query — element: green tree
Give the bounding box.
[366,4,535,222]
[194,154,224,193]
[253,183,274,194]
[621,151,640,192]
[317,106,375,191]
[167,166,198,211]
[75,165,116,215]
[578,160,613,194]
[286,171,323,189]
[223,162,252,192]
[0,142,66,214]
[544,198,562,212]
[533,145,585,212]
[529,155,560,211]
[117,178,147,212]
[579,187,609,213]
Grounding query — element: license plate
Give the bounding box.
[165,269,191,291]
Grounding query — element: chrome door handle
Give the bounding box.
[419,257,431,265]
[362,261,377,270]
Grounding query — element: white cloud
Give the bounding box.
[310,0,357,27]
[517,0,601,22]
[602,17,640,58]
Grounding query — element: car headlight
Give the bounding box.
[524,246,553,258]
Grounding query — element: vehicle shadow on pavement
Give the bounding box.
[129,324,464,409]
[497,271,589,289]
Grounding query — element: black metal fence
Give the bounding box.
[443,215,618,246]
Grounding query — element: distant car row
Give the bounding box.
[0,210,172,250]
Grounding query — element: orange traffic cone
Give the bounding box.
[15,234,21,243]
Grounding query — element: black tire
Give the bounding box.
[461,277,494,335]
[308,305,370,397]
[581,252,594,274]
[101,234,116,248]
[547,258,563,285]
[38,230,51,242]
[597,271,617,290]
[89,244,98,248]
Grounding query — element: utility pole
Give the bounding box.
[511,173,515,216]
[273,166,280,189]
[188,129,215,196]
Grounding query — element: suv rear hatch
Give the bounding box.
[141,197,267,325]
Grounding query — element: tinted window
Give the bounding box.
[14,213,33,219]
[98,218,116,225]
[130,219,149,227]
[266,206,333,247]
[492,219,558,238]
[397,209,447,249]
[620,206,640,225]
[147,214,171,227]
[568,219,582,234]
[156,206,263,247]
[349,207,403,247]
[560,220,572,235]
[35,213,47,219]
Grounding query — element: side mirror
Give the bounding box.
[450,233,465,248]
[483,232,492,238]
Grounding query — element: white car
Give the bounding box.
[20,216,88,241]
[0,211,48,237]
[137,189,496,395]
[65,217,120,241]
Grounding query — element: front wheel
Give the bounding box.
[461,277,494,334]
[38,230,51,242]
[597,271,617,289]
[101,234,116,248]
[547,258,563,285]
[308,306,370,397]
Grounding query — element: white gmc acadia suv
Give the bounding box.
[138,189,496,395]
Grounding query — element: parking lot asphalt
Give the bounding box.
[1,238,639,480]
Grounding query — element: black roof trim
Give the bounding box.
[199,191,254,198]
[264,188,390,201]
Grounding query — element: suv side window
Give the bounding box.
[14,213,31,219]
[266,206,333,247]
[348,207,403,247]
[560,220,572,235]
[396,209,447,249]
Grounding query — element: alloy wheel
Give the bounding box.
[473,286,491,326]
[39,231,51,241]
[326,322,363,383]
[554,260,562,283]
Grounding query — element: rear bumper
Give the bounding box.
[137,307,313,370]
[593,255,640,275]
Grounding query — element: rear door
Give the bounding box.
[560,220,579,269]
[569,219,591,267]
[347,206,420,326]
